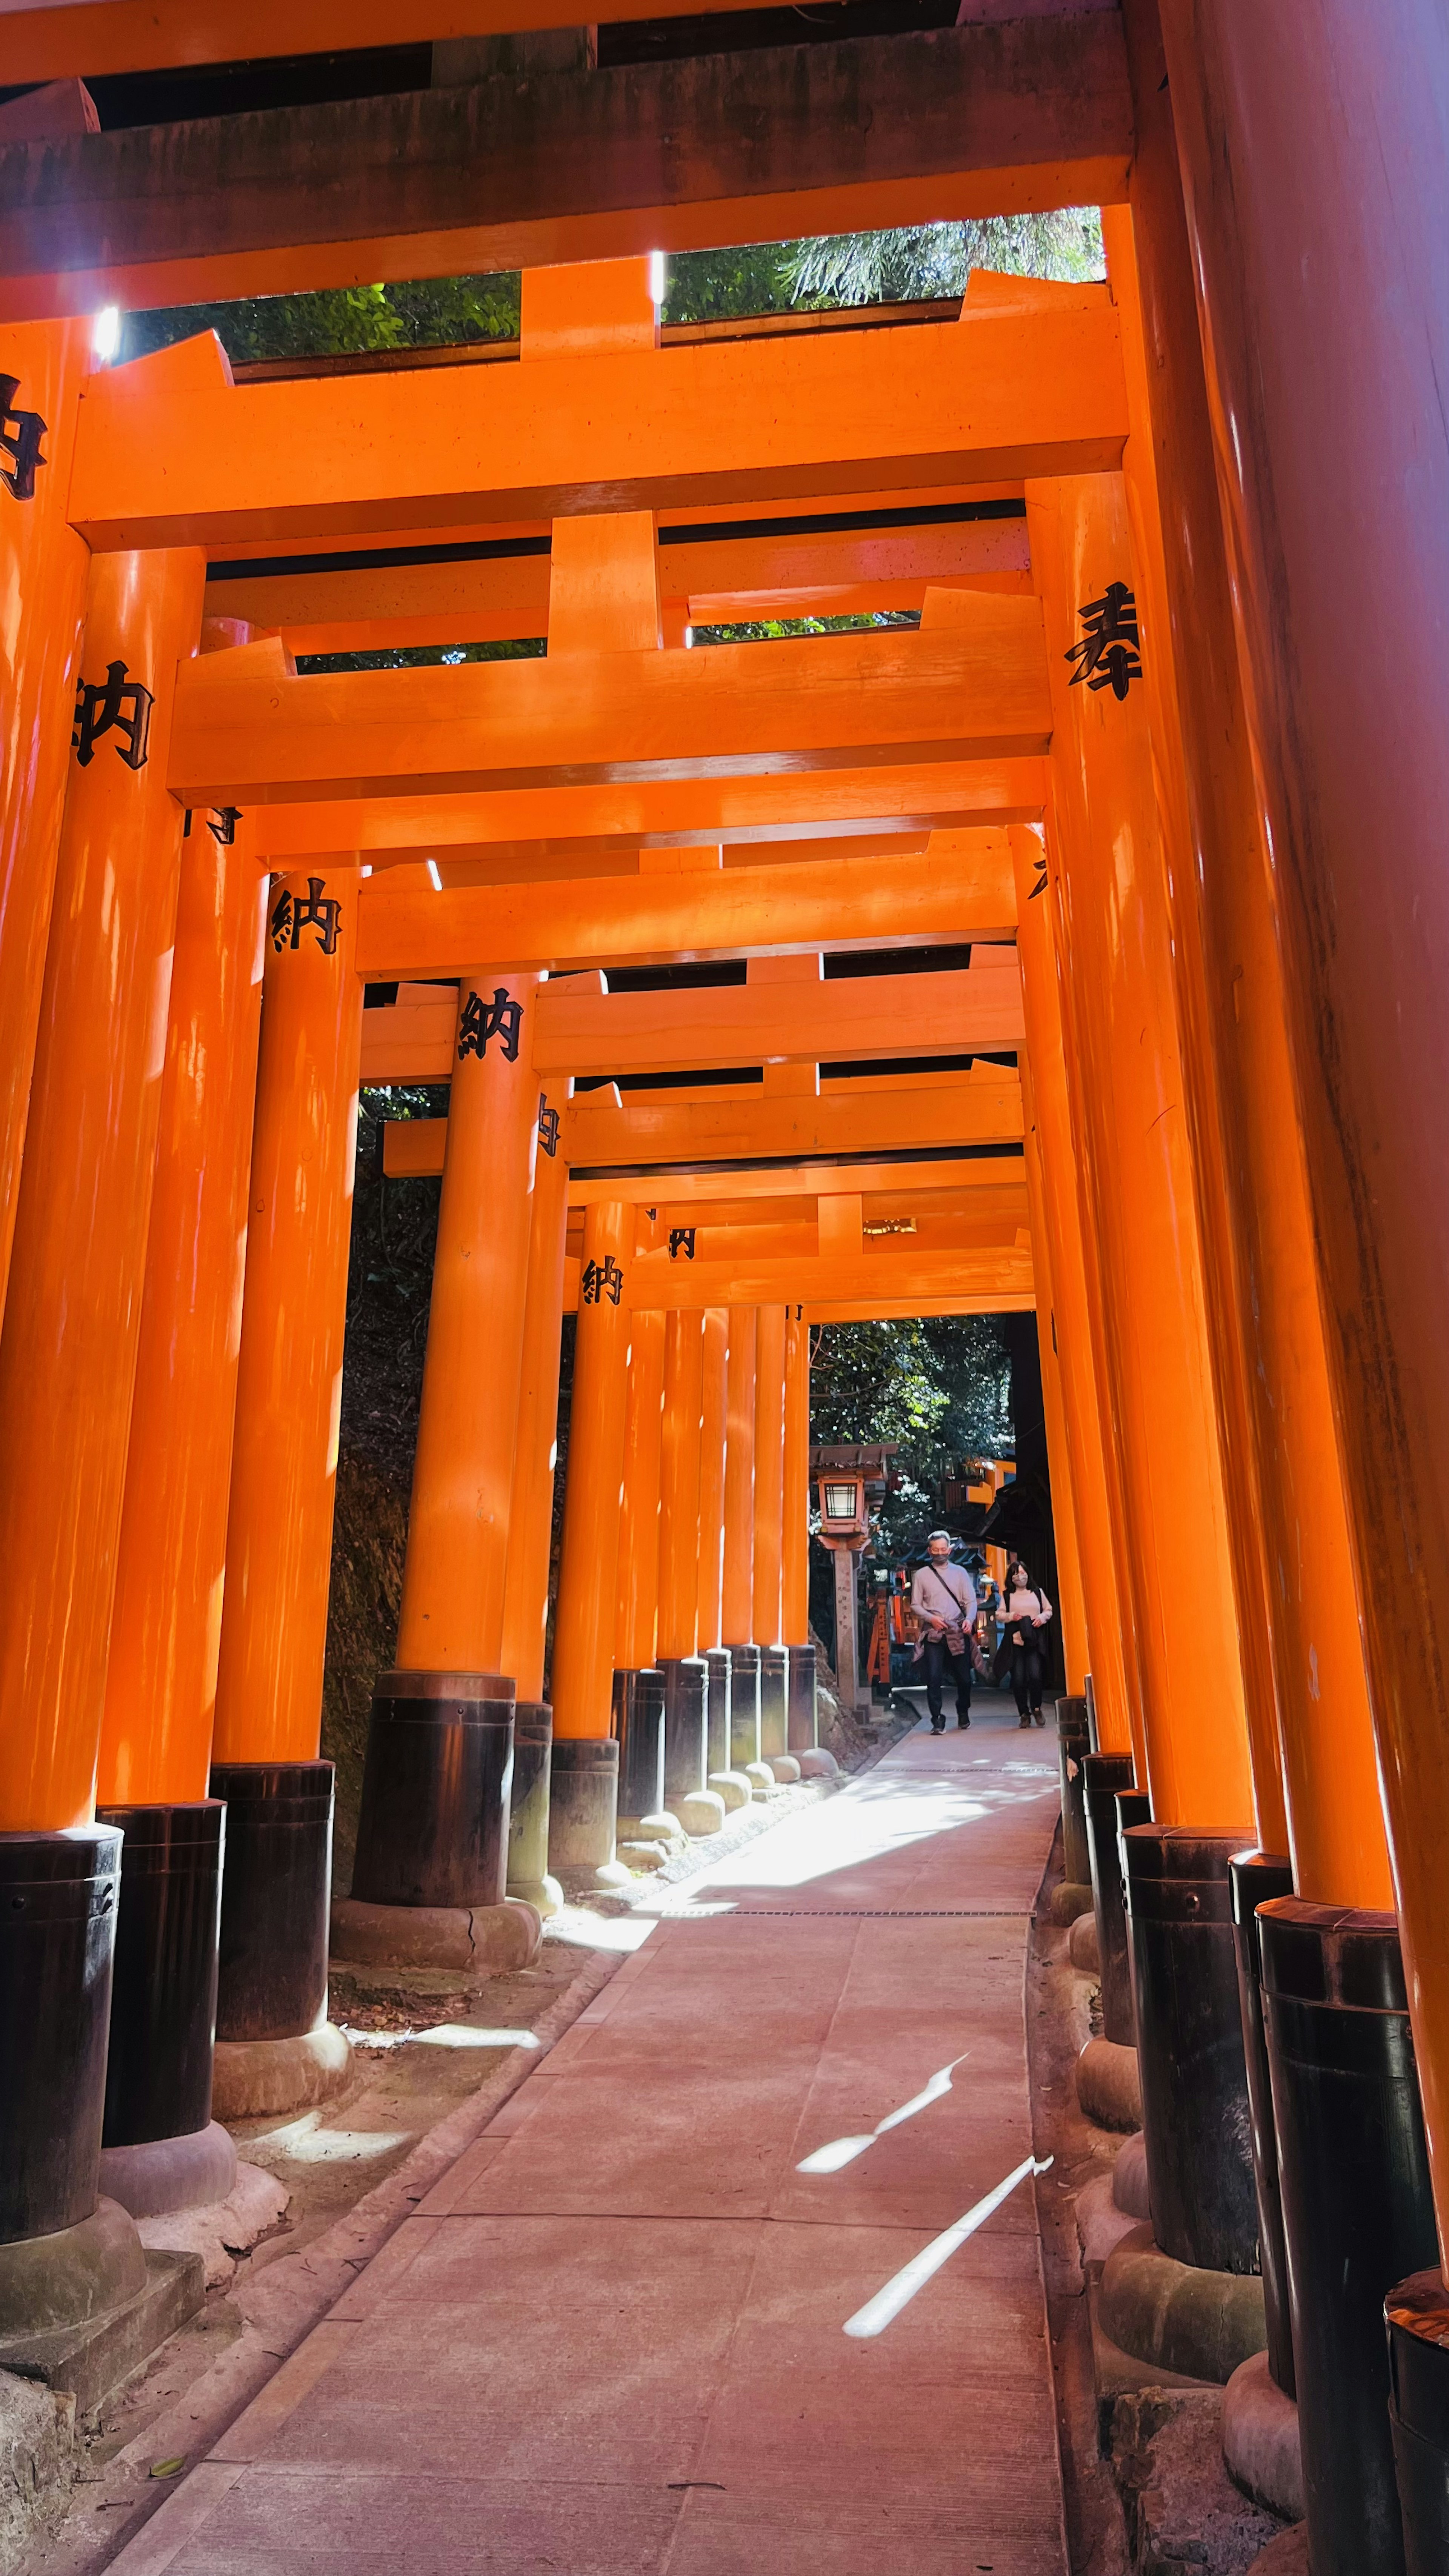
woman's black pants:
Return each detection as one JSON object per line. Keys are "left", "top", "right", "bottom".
{"left": 1010, "top": 1642, "right": 1044, "bottom": 1715}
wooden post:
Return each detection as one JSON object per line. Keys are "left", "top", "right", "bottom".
{"left": 615, "top": 1308, "right": 666, "bottom": 1674}
{"left": 0, "top": 317, "right": 92, "bottom": 1316}
{"left": 1024, "top": 484, "right": 1254, "bottom": 1830}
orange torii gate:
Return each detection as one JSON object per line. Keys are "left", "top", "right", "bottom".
{"left": 1, "top": 185, "right": 1444, "bottom": 2556}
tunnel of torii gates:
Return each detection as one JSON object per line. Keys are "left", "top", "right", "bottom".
{"left": 2, "top": 54, "right": 1449, "bottom": 2547}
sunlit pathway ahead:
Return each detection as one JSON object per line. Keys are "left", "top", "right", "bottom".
{"left": 118, "top": 1705, "right": 1066, "bottom": 2576}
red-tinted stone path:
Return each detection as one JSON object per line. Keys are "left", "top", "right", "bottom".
{"left": 111, "top": 1703, "right": 1067, "bottom": 2576}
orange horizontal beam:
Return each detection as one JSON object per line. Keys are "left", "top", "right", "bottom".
{"left": 0, "top": 2, "right": 812, "bottom": 82}
{"left": 169, "top": 610, "right": 1050, "bottom": 810}
{"left": 206, "top": 518, "right": 1029, "bottom": 641}
{"left": 561, "top": 1068, "right": 1023, "bottom": 1169}
{"left": 615, "top": 1244, "right": 1034, "bottom": 1311}
{"left": 251, "top": 758, "right": 1047, "bottom": 857}
{"left": 804, "top": 1293, "right": 1034, "bottom": 1322}
{"left": 355, "top": 837, "right": 1016, "bottom": 980}
{"left": 70, "top": 298, "right": 1125, "bottom": 551}
{"left": 358, "top": 957, "right": 1022, "bottom": 1084}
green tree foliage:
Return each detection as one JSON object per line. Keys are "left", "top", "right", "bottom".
{"left": 782, "top": 209, "right": 1106, "bottom": 306}
{"left": 810, "top": 1315, "right": 1015, "bottom": 1552}
{"left": 121, "top": 272, "right": 520, "bottom": 366}
{"left": 118, "top": 209, "right": 1104, "bottom": 367}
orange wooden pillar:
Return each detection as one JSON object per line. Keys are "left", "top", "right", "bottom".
{"left": 612, "top": 1305, "right": 666, "bottom": 1827}
{"left": 697, "top": 1306, "right": 735, "bottom": 1781}
{"left": 657, "top": 1308, "right": 708, "bottom": 1807}
{"left": 210, "top": 856, "right": 361, "bottom": 2093}
{"left": 614, "top": 1307, "right": 666, "bottom": 1678}
{"left": 499, "top": 1082, "right": 571, "bottom": 1912}
{"left": 698, "top": 1308, "right": 729, "bottom": 1656}
{"left": 722, "top": 1304, "right": 761, "bottom": 1769}
{"left": 92, "top": 789, "right": 267, "bottom": 2210}
{"left": 1103, "top": 200, "right": 1386, "bottom": 1904}
{"left": 754, "top": 1303, "right": 789, "bottom": 1758}
{"left": 0, "top": 543, "right": 203, "bottom": 2261}
{"left": 1018, "top": 1052, "right": 1089, "bottom": 1695}
{"left": 1026, "top": 486, "right": 1255, "bottom": 1835}
{"left": 1141, "top": 22, "right": 1449, "bottom": 2542}
{"left": 783, "top": 1307, "right": 819, "bottom": 1753}
{"left": 0, "top": 318, "right": 92, "bottom": 1320}
{"left": 1011, "top": 825, "right": 1138, "bottom": 1760}
{"left": 342, "top": 967, "right": 545, "bottom": 1948}
{"left": 549, "top": 1198, "right": 633, "bottom": 1879}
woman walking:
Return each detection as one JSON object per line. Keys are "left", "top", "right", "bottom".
{"left": 1003, "top": 1558, "right": 1053, "bottom": 1727}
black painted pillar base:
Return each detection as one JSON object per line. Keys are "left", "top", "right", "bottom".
{"left": 351, "top": 1669, "right": 514, "bottom": 1910}
{"left": 612, "top": 1667, "right": 666, "bottom": 1822}
{"left": 759, "top": 1644, "right": 789, "bottom": 1761}
{"left": 1123, "top": 1824, "right": 1259, "bottom": 2275}
{"left": 1057, "top": 1696, "right": 1092, "bottom": 1890}
{"left": 0, "top": 1826, "right": 123, "bottom": 2247}
{"left": 1083, "top": 1752, "right": 1140, "bottom": 2047}
{"left": 548, "top": 1737, "right": 625, "bottom": 1884}
{"left": 786, "top": 1644, "right": 818, "bottom": 1753}
{"left": 1261, "top": 1899, "right": 1437, "bottom": 2576}
{"left": 1229, "top": 1848, "right": 1297, "bottom": 2393}
{"left": 659, "top": 1656, "right": 709, "bottom": 1806}
{"left": 1387, "top": 2268, "right": 1449, "bottom": 2574}
{"left": 506, "top": 1702, "right": 562, "bottom": 1916}
{"left": 209, "top": 1761, "right": 334, "bottom": 2043}
{"left": 704, "top": 1649, "right": 733, "bottom": 1776}
{"left": 1084, "top": 1672, "right": 1099, "bottom": 1751}
{"left": 724, "top": 1643, "right": 761, "bottom": 1771}
{"left": 93, "top": 1799, "right": 231, "bottom": 2219}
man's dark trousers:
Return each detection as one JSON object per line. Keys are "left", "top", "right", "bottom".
{"left": 923, "top": 1635, "right": 972, "bottom": 1729}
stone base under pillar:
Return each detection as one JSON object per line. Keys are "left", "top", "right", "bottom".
{"left": 1100, "top": 2222, "right": 1267, "bottom": 2386}
{"left": 1077, "top": 2036, "right": 1143, "bottom": 2132}
{"left": 506, "top": 1873, "right": 565, "bottom": 1919}
{"left": 97, "top": 2120, "right": 237, "bottom": 2219}
{"left": 795, "top": 1748, "right": 839, "bottom": 1782}
{"left": 0, "top": 2199, "right": 203, "bottom": 2415}
{"left": 1051, "top": 1879, "right": 1095, "bottom": 1928}
{"left": 330, "top": 1896, "right": 542, "bottom": 1975}
{"left": 1068, "top": 1907, "right": 1100, "bottom": 1970}
{"left": 211, "top": 2023, "right": 352, "bottom": 2121}
{"left": 1223, "top": 2350, "right": 1305, "bottom": 2522}
{"left": 1112, "top": 2130, "right": 1152, "bottom": 2219}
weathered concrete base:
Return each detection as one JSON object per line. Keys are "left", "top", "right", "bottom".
{"left": 617, "top": 1840, "right": 670, "bottom": 1874}
{"left": 506, "top": 1873, "right": 565, "bottom": 1919}
{"left": 1113, "top": 2129, "right": 1152, "bottom": 2219}
{"left": 1110, "top": 2388, "right": 1287, "bottom": 2575}
{"left": 97, "top": 2119, "right": 237, "bottom": 2221}
{"left": 743, "top": 1762, "right": 776, "bottom": 1798}
{"left": 767, "top": 1754, "right": 802, "bottom": 1784}
{"left": 137, "top": 2162, "right": 290, "bottom": 2293}
{"left": 0, "top": 2368, "right": 75, "bottom": 2568}
{"left": 0, "top": 2227, "right": 203, "bottom": 2418}
{"left": 707, "top": 1769, "right": 753, "bottom": 1812}
{"left": 1050, "top": 1878, "right": 1095, "bottom": 1927}
{"left": 0, "top": 2200, "right": 143, "bottom": 2338}
{"left": 796, "top": 1748, "right": 839, "bottom": 1781}
{"left": 1076, "top": 2170, "right": 1142, "bottom": 2271}
{"left": 1222, "top": 2351, "right": 1304, "bottom": 2523}
{"left": 620, "top": 1811, "right": 685, "bottom": 1851}
{"left": 1069, "top": 1907, "right": 1101, "bottom": 1972}
{"left": 557, "top": 1858, "right": 634, "bottom": 1893}
{"left": 1101, "top": 2223, "right": 1267, "bottom": 2387}
{"left": 1077, "top": 2034, "right": 1143, "bottom": 2131}
{"left": 679, "top": 1789, "right": 728, "bottom": 1838}
{"left": 1246, "top": 2524, "right": 1308, "bottom": 2575}
{"left": 212, "top": 2022, "right": 352, "bottom": 2121}
{"left": 330, "top": 1896, "right": 542, "bottom": 1975}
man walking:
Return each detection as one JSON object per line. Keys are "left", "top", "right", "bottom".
{"left": 911, "top": 1533, "right": 979, "bottom": 1733}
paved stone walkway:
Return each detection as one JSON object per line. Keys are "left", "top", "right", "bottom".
{"left": 114, "top": 1702, "right": 1067, "bottom": 2576}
